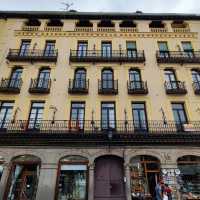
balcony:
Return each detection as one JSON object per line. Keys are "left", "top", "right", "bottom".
{"left": 29, "top": 78, "right": 51, "bottom": 94}
{"left": 44, "top": 26, "right": 62, "bottom": 32}
{"left": 156, "top": 51, "right": 200, "bottom": 64}
{"left": 150, "top": 28, "right": 168, "bottom": 32}
{"left": 192, "top": 82, "right": 200, "bottom": 95}
{"left": 172, "top": 28, "right": 190, "bottom": 33}
{"left": 98, "top": 80, "right": 118, "bottom": 95}
{"left": 68, "top": 79, "right": 89, "bottom": 94}
{"left": 164, "top": 81, "right": 187, "bottom": 95}
{"left": 22, "top": 26, "right": 39, "bottom": 31}
{"left": 70, "top": 50, "right": 145, "bottom": 63}
{"left": 0, "top": 78, "right": 22, "bottom": 94}
{"left": 127, "top": 81, "right": 148, "bottom": 95}
{"left": 7, "top": 49, "right": 58, "bottom": 62}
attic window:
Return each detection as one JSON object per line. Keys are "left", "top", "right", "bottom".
{"left": 25, "top": 18, "right": 41, "bottom": 26}
{"left": 172, "top": 20, "right": 188, "bottom": 28}
{"left": 98, "top": 20, "right": 115, "bottom": 27}
{"left": 76, "top": 20, "right": 93, "bottom": 27}
{"left": 149, "top": 21, "right": 165, "bottom": 28}
{"left": 120, "top": 20, "right": 136, "bottom": 28}
{"left": 47, "top": 19, "right": 63, "bottom": 27}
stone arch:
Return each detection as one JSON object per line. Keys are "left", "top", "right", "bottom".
{"left": 175, "top": 151, "right": 200, "bottom": 162}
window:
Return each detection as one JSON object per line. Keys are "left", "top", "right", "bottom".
{"left": 74, "top": 69, "right": 86, "bottom": 89}
{"left": 19, "top": 40, "right": 31, "bottom": 56}
{"left": 0, "top": 164, "right": 3, "bottom": 181}
{"left": 102, "top": 69, "right": 113, "bottom": 89}
{"left": 70, "top": 102, "right": 85, "bottom": 129}
{"left": 172, "top": 103, "right": 187, "bottom": 129}
{"left": 77, "top": 41, "right": 88, "bottom": 57}
{"left": 126, "top": 41, "right": 137, "bottom": 57}
{"left": 0, "top": 102, "right": 14, "bottom": 129}
{"left": 9, "top": 68, "right": 23, "bottom": 88}
{"left": 158, "top": 42, "right": 169, "bottom": 57}
{"left": 28, "top": 102, "right": 45, "bottom": 129}
{"left": 101, "top": 42, "right": 112, "bottom": 57}
{"left": 129, "top": 69, "right": 142, "bottom": 89}
{"left": 56, "top": 156, "right": 88, "bottom": 200}
{"left": 132, "top": 103, "right": 148, "bottom": 131}
{"left": 101, "top": 102, "right": 116, "bottom": 130}
{"left": 37, "top": 69, "right": 50, "bottom": 89}
{"left": 44, "top": 41, "right": 55, "bottom": 56}
{"left": 192, "top": 70, "right": 200, "bottom": 90}
{"left": 182, "top": 42, "right": 194, "bottom": 57}
{"left": 164, "top": 69, "right": 177, "bottom": 89}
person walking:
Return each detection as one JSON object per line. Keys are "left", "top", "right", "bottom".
{"left": 164, "top": 184, "right": 172, "bottom": 200}
{"left": 155, "top": 180, "right": 164, "bottom": 200}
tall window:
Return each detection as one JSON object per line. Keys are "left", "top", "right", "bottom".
{"left": 126, "top": 41, "right": 137, "bottom": 57}
{"left": 164, "top": 69, "right": 177, "bottom": 89}
{"left": 102, "top": 69, "right": 113, "bottom": 89}
{"left": 56, "top": 156, "right": 88, "bottom": 200}
{"left": 9, "top": 68, "right": 23, "bottom": 88}
{"left": 44, "top": 41, "right": 55, "bottom": 56}
{"left": 158, "top": 41, "right": 169, "bottom": 57}
{"left": 182, "top": 41, "right": 194, "bottom": 57}
{"left": 192, "top": 70, "right": 200, "bottom": 90}
{"left": 77, "top": 41, "right": 88, "bottom": 57}
{"left": 101, "top": 42, "right": 112, "bottom": 57}
{"left": 28, "top": 102, "right": 45, "bottom": 129}
{"left": 172, "top": 103, "right": 187, "bottom": 129}
{"left": 0, "top": 102, "right": 14, "bottom": 129}
{"left": 132, "top": 103, "right": 148, "bottom": 131}
{"left": 101, "top": 102, "right": 116, "bottom": 130}
{"left": 70, "top": 102, "right": 85, "bottom": 129}
{"left": 19, "top": 40, "right": 31, "bottom": 56}
{"left": 74, "top": 69, "right": 86, "bottom": 89}
{"left": 37, "top": 68, "right": 50, "bottom": 89}
{"left": 129, "top": 69, "right": 142, "bottom": 89}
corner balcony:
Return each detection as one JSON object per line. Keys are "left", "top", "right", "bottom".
{"left": 156, "top": 51, "right": 200, "bottom": 64}
{"left": 164, "top": 81, "right": 187, "bottom": 95}
{"left": 192, "top": 82, "right": 200, "bottom": 95}
{"left": 68, "top": 79, "right": 89, "bottom": 94}
{"left": 70, "top": 50, "right": 145, "bottom": 63}
{"left": 127, "top": 81, "right": 148, "bottom": 95}
{"left": 98, "top": 80, "right": 118, "bottom": 95}
{"left": 29, "top": 78, "right": 51, "bottom": 94}
{"left": 7, "top": 49, "right": 58, "bottom": 63}
{"left": 0, "top": 78, "right": 22, "bottom": 94}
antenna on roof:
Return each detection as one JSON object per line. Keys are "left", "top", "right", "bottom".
{"left": 60, "top": 2, "right": 74, "bottom": 11}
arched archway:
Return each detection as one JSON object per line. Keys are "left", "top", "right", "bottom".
{"left": 94, "top": 155, "right": 125, "bottom": 200}
{"left": 4, "top": 154, "right": 41, "bottom": 200}
{"left": 177, "top": 155, "right": 200, "bottom": 197}
{"left": 0, "top": 156, "right": 4, "bottom": 181}
{"left": 130, "top": 155, "right": 161, "bottom": 199}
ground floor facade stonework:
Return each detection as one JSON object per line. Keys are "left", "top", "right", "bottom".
{"left": 0, "top": 146, "right": 199, "bottom": 200}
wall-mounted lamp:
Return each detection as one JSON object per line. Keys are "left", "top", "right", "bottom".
{"left": 49, "top": 105, "right": 57, "bottom": 124}
{"left": 160, "top": 107, "right": 167, "bottom": 124}
{"left": 12, "top": 107, "right": 21, "bottom": 123}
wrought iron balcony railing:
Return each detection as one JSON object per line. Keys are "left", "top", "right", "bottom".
{"left": 0, "top": 78, "right": 22, "bottom": 93}
{"left": 29, "top": 78, "right": 51, "bottom": 94}
{"left": 127, "top": 81, "right": 148, "bottom": 95}
{"left": 156, "top": 51, "right": 200, "bottom": 64}
{"left": 0, "top": 120, "right": 200, "bottom": 134}
{"left": 68, "top": 79, "right": 89, "bottom": 94}
{"left": 164, "top": 81, "right": 187, "bottom": 95}
{"left": 7, "top": 49, "right": 58, "bottom": 62}
{"left": 192, "top": 82, "right": 200, "bottom": 95}
{"left": 98, "top": 80, "right": 118, "bottom": 95}
{"left": 70, "top": 50, "right": 145, "bottom": 63}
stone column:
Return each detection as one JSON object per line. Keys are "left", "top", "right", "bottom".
{"left": 88, "top": 163, "right": 95, "bottom": 200}
{"left": 0, "top": 163, "right": 10, "bottom": 200}
{"left": 91, "top": 20, "right": 100, "bottom": 32}
{"left": 36, "top": 163, "right": 58, "bottom": 200}
{"left": 161, "top": 163, "right": 181, "bottom": 200}
{"left": 124, "top": 163, "right": 132, "bottom": 200}
{"left": 113, "top": 20, "right": 122, "bottom": 32}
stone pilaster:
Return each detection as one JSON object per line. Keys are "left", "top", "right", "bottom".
{"left": 0, "top": 163, "right": 9, "bottom": 200}
{"left": 124, "top": 163, "right": 132, "bottom": 200}
{"left": 88, "top": 163, "right": 95, "bottom": 200}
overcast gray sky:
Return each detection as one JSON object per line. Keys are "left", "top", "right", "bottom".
{"left": 0, "top": 0, "right": 200, "bottom": 13}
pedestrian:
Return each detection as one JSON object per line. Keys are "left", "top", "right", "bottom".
{"left": 164, "top": 184, "right": 172, "bottom": 200}
{"left": 155, "top": 180, "right": 164, "bottom": 200}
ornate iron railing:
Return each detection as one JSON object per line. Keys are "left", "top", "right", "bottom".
{"left": 0, "top": 78, "right": 22, "bottom": 93}
{"left": 68, "top": 79, "right": 89, "bottom": 94}
{"left": 127, "top": 81, "right": 148, "bottom": 94}
{"left": 164, "top": 81, "right": 187, "bottom": 94}
{"left": 192, "top": 81, "right": 200, "bottom": 95}
{"left": 29, "top": 78, "right": 51, "bottom": 94}
{"left": 98, "top": 80, "right": 118, "bottom": 95}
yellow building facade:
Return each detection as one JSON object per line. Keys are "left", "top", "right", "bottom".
{"left": 0, "top": 11, "right": 199, "bottom": 200}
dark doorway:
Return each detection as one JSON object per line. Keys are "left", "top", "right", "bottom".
{"left": 94, "top": 155, "right": 125, "bottom": 200}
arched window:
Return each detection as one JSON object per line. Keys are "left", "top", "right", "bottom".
{"left": 149, "top": 21, "right": 165, "bottom": 28}
{"left": 74, "top": 68, "right": 86, "bottom": 89}
{"left": 24, "top": 19, "right": 41, "bottom": 26}
{"left": 37, "top": 68, "right": 50, "bottom": 88}
{"left": 98, "top": 20, "right": 114, "bottom": 27}
{"left": 102, "top": 68, "right": 114, "bottom": 89}
{"left": 56, "top": 155, "right": 89, "bottom": 200}
{"left": 130, "top": 155, "right": 161, "bottom": 198}
{"left": 177, "top": 155, "right": 200, "bottom": 196}
{"left": 9, "top": 67, "right": 23, "bottom": 88}
{"left": 76, "top": 20, "right": 93, "bottom": 27}
{"left": 129, "top": 69, "right": 142, "bottom": 89}
{"left": 5, "top": 155, "right": 41, "bottom": 200}
{"left": 120, "top": 20, "right": 136, "bottom": 28}
{"left": 46, "top": 19, "right": 63, "bottom": 27}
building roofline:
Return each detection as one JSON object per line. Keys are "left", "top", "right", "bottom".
{"left": 0, "top": 10, "right": 200, "bottom": 20}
